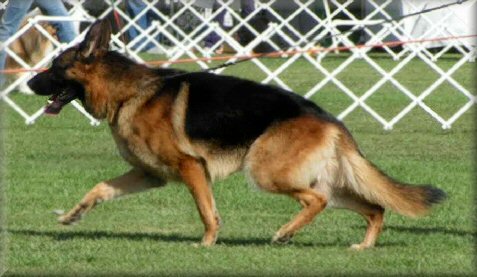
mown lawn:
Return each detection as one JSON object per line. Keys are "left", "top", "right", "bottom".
{"left": 1, "top": 54, "right": 475, "bottom": 276}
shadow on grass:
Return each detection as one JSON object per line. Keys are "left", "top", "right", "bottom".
{"left": 7, "top": 228, "right": 406, "bottom": 248}
{"left": 349, "top": 224, "right": 475, "bottom": 238}
{"left": 6, "top": 228, "right": 278, "bottom": 246}
{"left": 384, "top": 225, "right": 476, "bottom": 237}
{"left": 8, "top": 228, "right": 198, "bottom": 243}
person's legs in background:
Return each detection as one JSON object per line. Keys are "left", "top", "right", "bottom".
{"left": 204, "top": 1, "right": 226, "bottom": 53}
{"left": 0, "top": 0, "right": 33, "bottom": 87}
{"left": 126, "top": 0, "right": 159, "bottom": 52}
{"left": 240, "top": 0, "right": 255, "bottom": 18}
{"left": 1, "top": 0, "right": 76, "bottom": 88}
{"left": 35, "top": 0, "right": 77, "bottom": 43}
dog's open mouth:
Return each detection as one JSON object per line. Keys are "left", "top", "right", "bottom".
{"left": 45, "top": 88, "right": 78, "bottom": 115}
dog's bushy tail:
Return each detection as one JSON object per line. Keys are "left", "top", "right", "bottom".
{"left": 339, "top": 133, "right": 446, "bottom": 217}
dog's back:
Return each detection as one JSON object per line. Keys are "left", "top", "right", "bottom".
{"left": 163, "top": 72, "right": 338, "bottom": 147}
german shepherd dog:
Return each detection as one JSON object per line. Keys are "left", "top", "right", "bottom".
{"left": 27, "top": 20, "right": 446, "bottom": 249}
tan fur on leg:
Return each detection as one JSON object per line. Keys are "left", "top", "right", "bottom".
{"left": 58, "top": 169, "right": 164, "bottom": 224}
{"left": 179, "top": 157, "right": 219, "bottom": 246}
{"left": 350, "top": 209, "right": 384, "bottom": 250}
{"left": 272, "top": 189, "right": 327, "bottom": 244}
{"left": 330, "top": 192, "right": 385, "bottom": 250}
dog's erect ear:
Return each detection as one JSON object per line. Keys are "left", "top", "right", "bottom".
{"left": 78, "top": 19, "right": 112, "bottom": 60}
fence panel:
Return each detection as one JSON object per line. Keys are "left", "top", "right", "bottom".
{"left": 1, "top": 0, "right": 475, "bottom": 128}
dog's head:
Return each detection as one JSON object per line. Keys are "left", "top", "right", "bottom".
{"left": 27, "top": 20, "right": 112, "bottom": 115}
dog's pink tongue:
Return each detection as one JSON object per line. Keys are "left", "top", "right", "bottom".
{"left": 44, "top": 100, "right": 63, "bottom": 115}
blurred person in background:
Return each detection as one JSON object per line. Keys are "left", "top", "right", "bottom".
{"left": 126, "top": 0, "right": 164, "bottom": 53}
{"left": 0, "top": 0, "right": 77, "bottom": 88}
{"left": 204, "top": 0, "right": 255, "bottom": 54}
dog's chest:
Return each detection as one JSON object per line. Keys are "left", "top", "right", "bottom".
{"left": 111, "top": 128, "right": 179, "bottom": 180}
{"left": 109, "top": 97, "right": 181, "bottom": 180}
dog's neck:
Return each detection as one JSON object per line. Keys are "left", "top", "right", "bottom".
{"left": 80, "top": 60, "right": 163, "bottom": 122}
{"left": 106, "top": 77, "right": 161, "bottom": 126}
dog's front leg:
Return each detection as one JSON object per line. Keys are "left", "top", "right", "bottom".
{"left": 179, "top": 157, "right": 219, "bottom": 246}
{"left": 58, "top": 168, "right": 165, "bottom": 225}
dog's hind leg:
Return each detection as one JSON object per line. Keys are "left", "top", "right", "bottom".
{"left": 272, "top": 189, "right": 327, "bottom": 243}
{"left": 58, "top": 168, "right": 165, "bottom": 225}
{"left": 245, "top": 116, "right": 336, "bottom": 244}
{"left": 332, "top": 193, "right": 384, "bottom": 250}
{"left": 349, "top": 203, "right": 384, "bottom": 250}
{"left": 351, "top": 207, "right": 384, "bottom": 250}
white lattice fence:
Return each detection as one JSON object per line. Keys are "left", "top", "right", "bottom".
{"left": 0, "top": 0, "right": 99, "bottom": 125}
{"left": 0, "top": 0, "right": 475, "bottom": 128}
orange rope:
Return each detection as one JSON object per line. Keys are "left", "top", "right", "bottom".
{"left": 147, "top": 34, "right": 477, "bottom": 65}
{"left": 1, "top": 34, "right": 475, "bottom": 74}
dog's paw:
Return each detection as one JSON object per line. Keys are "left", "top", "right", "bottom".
{"left": 57, "top": 215, "right": 72, "bottom": 225}
{"left": 271, "top": 232, "right": 293, "bottom": 245}
{"left": 349, "top": 243, "right": 372, "bottom": 251}
{"left": 52, "top": 209, "right": 65, "bottom": 216}
{"left": 200, "top": 236, "right": 217, "bottom": 247}
{"left": 190, "top": 241, "right": 216, "bottom": 248}
{"left": 53, "top": 210, "right": 76, "bottom": 225}
{"left": 57, "top": 213, "right": 80, "bottom": 225}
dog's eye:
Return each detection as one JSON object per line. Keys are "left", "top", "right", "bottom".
{"left": 52, "top": 63, "right": 71, "bottom": 73}
{"left": 52, "top": 59, "right": 70, "bottom": 70}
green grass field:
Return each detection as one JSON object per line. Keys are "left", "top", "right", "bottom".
{"left": 1, "top": 55, "right": 475, "bottom": 276}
